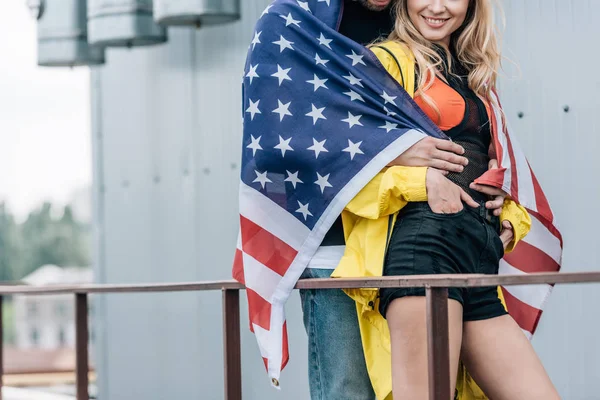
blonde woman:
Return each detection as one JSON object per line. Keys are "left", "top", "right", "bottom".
{"left": 369, "top": 1, "right": 560, "bottom": 398}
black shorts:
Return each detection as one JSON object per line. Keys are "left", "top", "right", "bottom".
{"left": 379, "top": 201, "right": 508, "bottom": 322}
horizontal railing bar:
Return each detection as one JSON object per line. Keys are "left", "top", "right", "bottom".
{"left": 295, "top": 271, "right": 600, "bottom": 289}
{"left": 0, "top": 280, "right": 245, "bottom": 295}
{"left": 1, "top": 272, "right": 600, "bottom": 295}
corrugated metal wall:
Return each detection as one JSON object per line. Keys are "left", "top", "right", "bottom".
{"left": 90, "top": 1, "right": 311, "bottom": 399}
{"left": 91, "top": 1, "right": 600, "bottom": 399}
{"left": 498, "top": 1, "right": 600, "bottom": 398}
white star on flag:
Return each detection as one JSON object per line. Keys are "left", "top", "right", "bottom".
{"left": 307, "top": 138, "right": 329, "bottom": 158}
{"left": 251, "top": 31, "right": 261, "bottom": 50}
{"left": 381, "top": 91, "right": 397, "bottom": 105}
{"left": 342, "top": 139, "right": 364, "bottom": 160}
{"left": 317, "top": 33, "right": 332, "bottom": 49}
{"left": 343, "top": 73, "right": 364, "bottom": 87}
{"left": 285, "top": 170, "right": 303, "bottom": 188}
{"left": 384, "top": 105, "right": 397, "bottom": 117}
{"left": 245, "top": 64, "right": 259, "bottom": 84}
{"left": 379, "top": 121, "right": 398, "bottom": 133}
{"left": 343, "top": 90, "right": 364, "bottom": 102}
{"left": 346, "top": 50, "right": 366, "bottom": 66}
{"left": 306, "top": 104, "right": 327, "bottom": 125}
{"left": 272, "top": 100, "right": 293, "bottom": 121}
{"left": 272, "top": 65, "right": 292, "bottom": 86}
{"left": 274, "top": 136, "right": 294, "bottom": 157}
{"left": 314, "top": 172, "right": 333, "bottom": 193}
{"left": 246, "top": 99, "right": 261, "bottom": 120}
{"left": 315, "top": 53, "right": 329, "bottom": 67}
{"left": 342, "top": 112, "right": 363, "bottom": 128}
{"left": 261, "top": 5, "right": 272, "bottom": 17}
{"left": 246, "top": 135, "right": 263, "bottom": 156}
{"left": 253, "top": 170, "right": 272, "bottom": 189}
{"left": 318, "top": 0, "right": 331, "bottom": 5}
{"left": 280, "top": 13, "right": 301, "bottom": 27}
{"left": 273, "top": 35, "right": 294, "bottom": 53}
{"left": 307, "top": 74, "right": 328, "bottom": 91}
{"left": 297, "top": 1, "right": 311, "bottom": 12}
{"left": 295, "top": 201, "right": 313, "bottom": 220}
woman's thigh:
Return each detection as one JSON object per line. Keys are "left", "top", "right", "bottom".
{"left": 461, "top": 315, "right": 560, "bottom": 400}
{"left": 386, "top": 296, "right": 463, "bottom": 399}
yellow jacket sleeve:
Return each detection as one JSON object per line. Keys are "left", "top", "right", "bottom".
{"left": 336, "top": 166, "right": 427, "bottom": 284}
{"left": 500, "top": 199, "right": 532, "bottom": 253}
{"left": 345, "top": 166, "right": 428, "bottom": 219}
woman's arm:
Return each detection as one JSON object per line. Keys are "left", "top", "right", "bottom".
{"left": 345, "top": 166, "right": 480, "bottom": 219}
{"left": 470, "top": 159, "right": 531, "bottom": 252}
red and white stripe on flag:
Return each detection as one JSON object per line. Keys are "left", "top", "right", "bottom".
{"left": 232, "top": 182, "right": 310, "bottom": 385}
{"left": 475, "top": 91, "right": 563, "bottom": 336}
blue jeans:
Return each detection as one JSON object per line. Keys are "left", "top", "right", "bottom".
{"left": 300, "top": 268, "right": 376, "bottom": 400}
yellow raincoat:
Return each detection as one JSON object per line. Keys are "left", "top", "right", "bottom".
{"left": 331, "top": 41, "right": 532, "bottom": 400}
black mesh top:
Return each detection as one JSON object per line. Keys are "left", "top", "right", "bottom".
{"left": 439, "top": 50, "right": 492, "bottom": 203}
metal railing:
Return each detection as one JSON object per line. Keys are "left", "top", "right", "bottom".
{"left": 1, "top": 271, "right": 600, "bottom": 400}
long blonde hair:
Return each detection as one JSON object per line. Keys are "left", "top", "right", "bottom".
{"left": 388, "top": 0, "right": 503, "bottom": 114}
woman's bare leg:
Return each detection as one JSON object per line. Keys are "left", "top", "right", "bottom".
{"left": 461, "top": 315, "right": 560, "bottom": 400}
{"left": 386, "top": 297, "right": 464, "bottom": 399}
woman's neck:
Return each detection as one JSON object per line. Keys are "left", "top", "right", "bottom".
{"left": 434, "top": 37, "right": 451, "bottom": 48}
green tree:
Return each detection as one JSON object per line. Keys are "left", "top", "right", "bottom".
{"left": 0, "top": 202, "right": 24, "bottom": 281}
{"left": 57, "top": 205, "right": 91, "bottom": 267}
{"left": 7, "top": 202, "right": 92, "bottom": 281}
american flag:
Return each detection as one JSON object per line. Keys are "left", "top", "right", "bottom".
{"left": 479, "top": 90, "right": 563, "bottom": 338}
{"left": 232, "top": 0, "right": 563, "bottom": 387}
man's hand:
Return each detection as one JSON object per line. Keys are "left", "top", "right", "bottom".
{"left": 388, "top": 137, "right": 468, "bottom": 173}
{"left": 469, "top": 159, "right": 507, "bottom": 216}
{"left": 426, "top": 168, "right": 479, "bottom": 214}
{"left": 499, "top": 220, "right": 514, "bottom": 250}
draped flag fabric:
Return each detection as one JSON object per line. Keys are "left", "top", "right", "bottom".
{"left": 232, "top": 0, "right": 563, "bottom": 387}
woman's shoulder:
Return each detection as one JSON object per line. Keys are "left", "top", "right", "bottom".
{"left": 369, "top": 40, "right": 414, "bottom": 61}
{"left": 369, "top": 40, "right": 415, "bottom": 93}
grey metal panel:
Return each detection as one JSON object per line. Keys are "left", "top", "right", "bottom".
{"left": 91, "top": 0, "right": 600, "bottom": 399}
{"left": 93, "top": 28, "right": 219, "bottom": 399}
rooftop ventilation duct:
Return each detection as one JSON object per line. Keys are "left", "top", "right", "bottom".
{"left": 29, "top": 0, "right": 105, "bottom": 67}
{"left": 87, "top": 0, "right": 167, "bottom": 47}
{"left": 153, "top": 0, "right": 240, "bottom": 28}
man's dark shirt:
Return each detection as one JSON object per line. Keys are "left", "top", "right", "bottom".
{"left": 321, "top": 0, "right": 395, "bottom": 246}
{"left": 338, "top": 0, "right": 395, "bottom": 45}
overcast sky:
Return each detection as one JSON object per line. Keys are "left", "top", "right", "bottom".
{"left": 0, "top": 1, "right": 92, "bottom": 219}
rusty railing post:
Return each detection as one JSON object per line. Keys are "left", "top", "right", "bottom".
{"left": 426, "top": 287, "right": 450, "bottom": 400}
{"left": 222, "top": 289, "right": 242, "bottom": 400}
{"left": 75, "top": 293, "right": 89, "bottom": 400}
{"left": 0, "top": 295, "right": 3, "bottom": 400}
